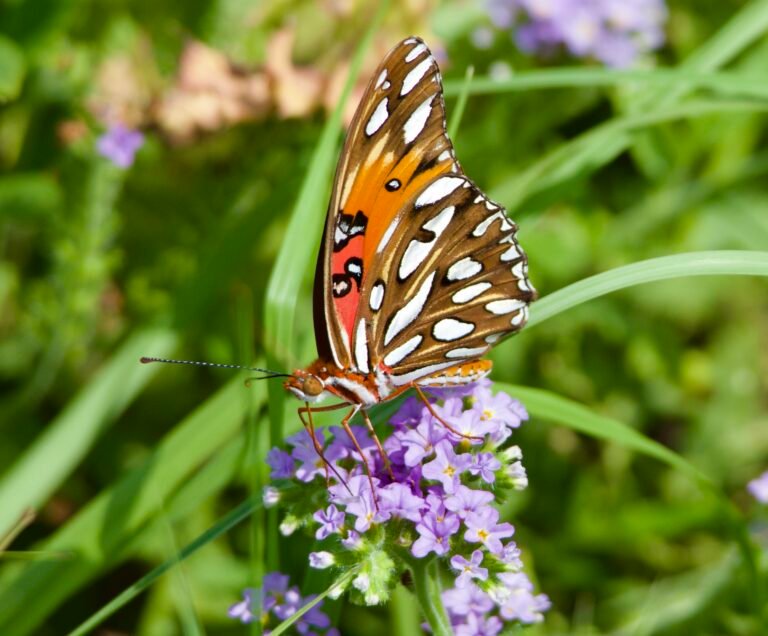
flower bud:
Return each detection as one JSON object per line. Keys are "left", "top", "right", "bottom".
{"left": 309, "top": 551, "right": 335, "bottom": 569}
{"left": 279, "top": 515, "right": 299, "bottom": 536}
{"left": 500, "top": 445, "right": 523, "bottom": 463}
{"left": 263, "top": 486, "right": 281, "bottom": 508}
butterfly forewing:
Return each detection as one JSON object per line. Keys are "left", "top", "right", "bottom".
{"left": 314, "top": 37, "right": 459, "bottom": 369}
{"left": 314, "top": 36, "right": 535, "bottom": 388}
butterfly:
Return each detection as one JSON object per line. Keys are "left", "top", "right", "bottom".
{"left": 282, "top": 37, "right": 536, "bottom": 483}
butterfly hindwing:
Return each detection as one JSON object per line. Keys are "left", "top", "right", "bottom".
{"left": 314, "top": 37, "right": 458, "bottom": 368}
{"left": 351, "top": 176, "right": 535, "bottom": 383}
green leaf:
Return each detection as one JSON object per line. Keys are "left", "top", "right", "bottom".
{"left": 0, "top": 173, "right": 63, "bottom": 221}
{"left": 444, "top": 68, "right": 768, "bottom": 101}
{"left": 0, "top": 36, "right": 25, "bottom": 103}
{"left": 499, "top": 384, "right": 711, "bottom": 484}
{"left": 526, "top": 251, "right": 768, "bottom": 329}
{"left": 0, "top": 327, "right": 178, "bottom": 538}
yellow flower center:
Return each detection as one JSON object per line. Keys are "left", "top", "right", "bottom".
{"left": 443, "top": 466, "right": 456, "bottom": 477}
{"left": 482, "top": 408, "right": 495, "bottom": 421}
{"left": 478, "top": 529, "right": 489, "bottom": 541}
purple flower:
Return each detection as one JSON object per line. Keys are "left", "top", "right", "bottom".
{"left": 422, "top": 441, "right": 472, "bottom": 493}
{"left": 500, "top": 541, "right": 523, "bottom": 569}
{"left": 378, "top": 482, "right": 424, "bottom": 522}
{"left": 749, "top": 471, "right": 768, "bottom": 503}
{"left": 472, "top": 389, "right": 528, "bottom": 443}
{"left": 313, "top": 504, "right": 346, "bottom": 539}
{"left": 464, "top": 508, "right": 515, "bottom": 554}
{"left": 329, "top": 474, "right": 381, "bottom": 533}
{"left": 267, "top": 448, "right": 295, "bottom": 479}
{"left": 469, "top": 452, "right": 502, "bottom": 483}
{"left": 96, "top": 124, "right": 144, "bottom": 168}
{"left": 497, "top": 572, "right": 551, "bottom": 623}
{"left": 390, "top": 396, "right": 428, "bottom": 429}
{"left": 487, "top": 0, "right": 667, "bottom": 67}
{"left": 228, "top": 588, "right": 256, "bottom": 623}
{"left": 445, "top": 409, "right": 495, "bottom": 445}
{"left": 395, "top": 417, "right": 447, "bottom": 467}
{"left": 455, "top": 612, "right": 504, "bottom": 636}
{"left": 412, "top": 507, "right": 461, "bottom": 557}
{"left": 450, "top": 550, "right": 489, "bottom": 588}
{"left": 444, "top": 485, "right": 495, "bottom": 519}
{"left": 443, "top": 583, "right": 494, "bottom": 617}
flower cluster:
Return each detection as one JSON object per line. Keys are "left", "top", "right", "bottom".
{"left": 229, "top": 571, "right": 337, "bottom": 635}
{"left": 96, "top": 124, "right": 144, "bottom": 168}
{"left": 263, "top": 380, "right": 550, "bottom": 629}
{"left": 748, "top": 470, "right": 768, "bottom": 504}
{"left": 486, "top": 0, "right": 667, "bottom": 67}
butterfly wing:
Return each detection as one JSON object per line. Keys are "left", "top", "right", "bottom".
{"left": 314, "top": 37, "right": 459, "bottom": 368}
{"left": 353, "top": 176, "right": 535, "bottom": 385}
{"left": 315, "top": 37, "right": 535, "bottom": 385}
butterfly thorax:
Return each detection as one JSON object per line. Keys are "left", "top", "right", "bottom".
{"left": 284, "top": 360, "right": 383, "bottom": 407}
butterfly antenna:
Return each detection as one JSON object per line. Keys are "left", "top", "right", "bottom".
{"left": 140, "top": 357, "right": 293, "bottom": 379}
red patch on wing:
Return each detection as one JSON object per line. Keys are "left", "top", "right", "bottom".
{"left": 331, "top": 237, "right": 363, "bottom": 345}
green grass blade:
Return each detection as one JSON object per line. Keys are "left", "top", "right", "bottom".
{"left": 499, "top": 384, "right": 711, "bottom": 484}
{"left": 0, "top": 35, "right": 25, "bottom": 102}
{"left": 66, "top": 497, "right": 260, "bottom": 636}
{"left": 527, "top": 251, "right": 768, "bottom": 329}
{"left": 262, "top": 0, "right": 388, "bottom": 452}
{"left": 269, "top": 571, "right": 356, "bottom": 636}
{"left": 0, "top": 326, "right": 178, "bottom": 538}
{"left": 447, "top": 64, "right": 474, "bottom": 141}
{"left": 494, "top": 100, "right": 768, "bottom": 210}
{"left": 443, "top": 68, "right": 768, "bottom": 100}
{"left": 0, "top": 378, "right": 263, "bottom": 635}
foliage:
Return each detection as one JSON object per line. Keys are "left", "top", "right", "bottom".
{"left": 1, "top": 0, "right": 767, "bottom": 634}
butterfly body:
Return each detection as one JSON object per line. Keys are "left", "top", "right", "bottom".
{"left": 285, "top": 36, "right": 535, "bottom": 440}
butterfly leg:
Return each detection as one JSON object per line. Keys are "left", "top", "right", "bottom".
{"left": 361, "top": 409, "right": 395, "bottom": 480}
{"left": 411, "top": 384, "right": 483, "bottom": 443}
{"left": 338, "top": 405, "right": 380, "bottom": 511}
{"left": 298, "top": 403, "right": 351, "bottom": 493}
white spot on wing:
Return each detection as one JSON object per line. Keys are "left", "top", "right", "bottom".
{"left": 390, "top": 361, "right": 456, "bottom": 387}
{"left": 377, "top": 219, "right": 399, "bottom": 253}
{"left": 438, "top": 150, "right": 451, "bottom": 162}
{"left": 486, "top": 299, "right": 526, "bottom": 315}
{"left": 405, "top": 43, "right": 427, "bottom": 62}
{"left": 452, "top": 281, "right": 492, "bottom": 303}
{"left": 446, "top": 346, "right": 488, "bottom": 359}
{"left": 414, "top": 176, "right": 464, "bottom": 208}
{"left": 384, "top": 272, "right": 435, "bottom": 345}
{"left": 485, "top": 333, "right": 501, "bottom": 344}
{"left": 446, "top": 256, "right": 482, "bottom": 281}
{"left": 376, "top": 69, "right": 387, "bottom": 89}
{"left": 500, "top": 244, "right": 521, "bottom": 262}
{"left": 433, "top": 318, "right": 475, "bottom": 341}
{"left": 403, "top": 95, "right": 434, "bottom": 144}
{"left": 370, "top": 283, "right": 385, "bottom": 311}
{"left": 355, "top": 320, "right": 369, "bottom": 373}
{"left": 365, "top": 98, "right": 389, "bottom": 136}
{"left": 401, "top": 57, "right": 432, "bottom": 95}
{"left": 398, "top": 206, "right": 455, "bottom": 280}
{"left": 511, "top": 307, "right": 528, "bottom": 326}
{"left": 472, "top": 212, "right": 507, "bottom": 237}
{"left": 383, "top": 334, "right": 423, "bottom": 367}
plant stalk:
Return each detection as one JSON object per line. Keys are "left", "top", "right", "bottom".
{"left": 411, "top": 560, "right": 453, "bottom": 636}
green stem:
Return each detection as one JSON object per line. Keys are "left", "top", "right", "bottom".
{"left": 411, "top": 560, "right": 453, "bottom": 636}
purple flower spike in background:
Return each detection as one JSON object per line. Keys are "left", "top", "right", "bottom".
{"left": 96, "top": 124, "right": 144, "bottom": 168}
{"left": 486, "top": 0, "right": 668, "bottom": 67}
{"left": 748, "top": 470, "right": 768, "bottom": 503}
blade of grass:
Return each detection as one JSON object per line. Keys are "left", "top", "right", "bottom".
{"left": 0, "top": 377, "right": 264, "bottom": 634}
{"left": 447, "top": 64, "right": 474, "bottom": 141}
{"left": 0, "top": 326, "right": 178, "bottom": 538}
{"left": 66, "top": 496, "right": 261, "bottom": 636}
{"left": 443, "top": 68, "right": 768, "bottom": 101}
{"left": 262, "top": 0, "right": 388, "bottom": 455}
{"left": 269, "top": 571, "right": 356, "bottom": 636}
{"left": 525, "top": 250, "right": 768, "bottom": 329}
{"left": 493, "top": 99, "right": 768, "bottom": 210}
{"left": 500, "top": 384, "right": 711, "bottom": 484}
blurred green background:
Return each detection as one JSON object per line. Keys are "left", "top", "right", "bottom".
{"left": 1, "top": 0, "right": 767, "bottom": 634}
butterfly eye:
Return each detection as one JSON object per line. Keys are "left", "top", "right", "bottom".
{"left": 302, "top": 376, "right": 324, "bottom": 396}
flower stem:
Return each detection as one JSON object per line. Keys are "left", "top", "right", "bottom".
{"left": 411, "top": 560, "right": 453, "bottom": 636}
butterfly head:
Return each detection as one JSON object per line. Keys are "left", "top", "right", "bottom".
{"left": 284, "top": 370, "right": 329, "bottom": 404}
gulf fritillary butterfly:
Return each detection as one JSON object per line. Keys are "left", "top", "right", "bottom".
{"left": 283, "top": 37, "right": 536, "bottom": 485}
